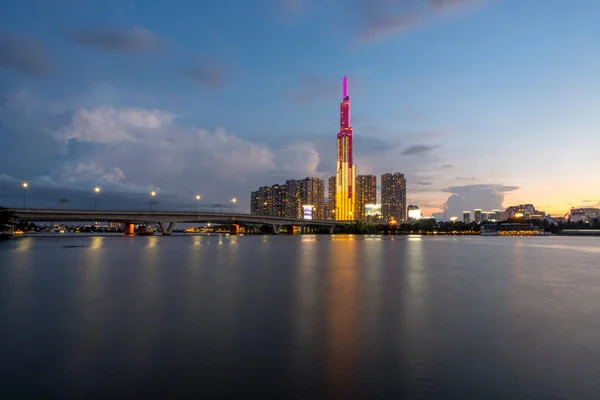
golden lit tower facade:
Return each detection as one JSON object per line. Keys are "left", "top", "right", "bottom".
{"left": 335, "top": 76, "right": 356, "bottom": 220}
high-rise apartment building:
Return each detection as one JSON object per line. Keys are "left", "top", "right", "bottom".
{"left": 474, "top": 209, "right": 483, "bottom": 223}
{"left": 327, "top": 176, "right": 336, "bottom": 220}
{"left": 251, "top": 190, "right": 262, "bottom": 215}
{"left": 463, "top": 211, "right": 471, "bottom": 223}
{"left": 271, "top": 184, "right": 287, "bottom": 217}
{"left": 356, "top": 175, "right": 376, "bottom": 221}
{"left": 285, "top": 179, "right": 303, "bottom": 219}
{"left": 335, "top": 77, "right": 356, "bottom": 220}
{"left": 259, "top": 186, "right": 273, "bottom": 216}
{"left": 381, "top": 173, "right": 407, "bottom": 222}
{"left": 302, "top": 177, "right": 325, "bottom": 220}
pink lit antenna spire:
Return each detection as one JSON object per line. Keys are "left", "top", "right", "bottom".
{"left": 343, "top": 76, "right": 347, "bottom": 98}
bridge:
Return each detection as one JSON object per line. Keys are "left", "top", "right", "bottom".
{"left": 10, "top": 208, "right": 352, "bottom": 235}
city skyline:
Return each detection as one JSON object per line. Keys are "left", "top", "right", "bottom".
{"left": 1, "top": 0, "right": 600, "bottom": 216}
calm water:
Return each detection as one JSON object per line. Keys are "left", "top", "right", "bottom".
{"left": 1, "top": 235, "right": 600, "bottom": 399}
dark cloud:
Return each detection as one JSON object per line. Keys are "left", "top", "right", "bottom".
{"left": 288, "top": 75, "right": 339, "bottom": 104}
{"left": 67, "top": 26, "right": 166, "bottom": 52}
{"left": 433, "top": 184, "right": 519, "bottom": 220}
{"left": 357, "top": 0, "right": 489, "bottom": 42}
{"left": 400, "top": 144, "right": 440, "bottom": 156}
{"left": 417, "top": 181, "right": 433, "bottom": 186}
{"left": 182, "top": 59, "right": 225, "bottom": 88}
{"left": 0, "top": 32, "right": 54, "bottom": 76}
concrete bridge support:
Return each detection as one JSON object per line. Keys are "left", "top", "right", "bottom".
{"left": 272, "top": 224, "right": 281, "bottom": 234}
{"left": 329, "top": 225, "right": 334, "bottom": 234}
{"left": 230, "top": 224, "right": 240, "bottom": 235}
{"left": 125, "top": 223, "right": 135, "bottom": 236}
{"left": 158, "top": 222, "right": 176, "bottom": 236}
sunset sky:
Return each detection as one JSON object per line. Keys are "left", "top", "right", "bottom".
{"left": 1, "top": 0, "right": 599, "bottom": 217}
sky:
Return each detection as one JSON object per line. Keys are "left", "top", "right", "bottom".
{"left": 1, "top": 0, "right": 599, "bottom": 217}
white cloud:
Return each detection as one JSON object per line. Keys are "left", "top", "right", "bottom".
{"left": 53, "top": 106, "right": 174, "bottom": 143}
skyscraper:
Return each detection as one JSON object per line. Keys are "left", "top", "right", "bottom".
{"left": 251, "top": 190, "right": 262, "bottom": 215}
{"left": 335, "top": 76, "right": 356, "bottom": 220}
{"left": 272, "top": 184, "right": 287, "bottom": 217}
{"left": 381, "top": 173, "right": 407, "bottom": 222}
{"left": 356, "top": 175, "right": 376, "bottom": 221}
{"left": 285, "top": 179, "right": 303, "bottom": 219}
{"left": 327, "top": 176, "right": 336, "bottom": 220}
{"left": 302, "top": 177, "right": 325, "bottom": 220}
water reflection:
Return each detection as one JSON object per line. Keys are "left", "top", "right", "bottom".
{"left": 326, "top": 239, "right": 359, "bottom": 399}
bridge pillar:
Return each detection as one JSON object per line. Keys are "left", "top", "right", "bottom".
{"left": 272, "top": 224, "right": 281, "bottom": 234}
{"left": 158, "top": 222, "right": 176, "bottom": 236}
{"left": 230, "top": 224, "right": 240, "bottom": 235}
{"left": 328, "top": 225, "right": 334, "bottom": 234}
{"left": 125, "top": 223, "right": 135, "bottom": 236}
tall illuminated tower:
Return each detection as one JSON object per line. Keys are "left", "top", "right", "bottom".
{"left": 335, "top": 76, "right": 356, "bottom": 220}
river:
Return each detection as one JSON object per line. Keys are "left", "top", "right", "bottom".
{"left": 1, "top": 235, "right": 600, "bottom": 399}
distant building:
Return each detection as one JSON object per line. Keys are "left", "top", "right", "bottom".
{"left": 285, "top": 179, "right": 303, "bottom": 219}
{"left": 381, "top": 173, "right": 407, "bottom": 223}
{"left": 365, "top": 204, "right": 382, "bottom": 223}
{"left": 569, "top": 208, "right": 600, "bottom": 223}
{"left": 500, "top": 204, "right": 545, "bottom": 220}
{"left": 327, "top": 176, "right": 336, "bottom": 220}
{"left": 271, "top": 184, "right": 287, "bottom": 217}
{"left": 463, "top": 211, "right": 471, "bottom": 223}
{"left": 474, "top": 209, "right": 483, "bottom": 223}
{"left": 407, "top": 205, "right": 422, "bottom": 221}
{"left": 356, "top": 175, "right": 376, "bottom": 221}
{"left": 302, "top": 177, "right": 325, "bottom": 220}
{"left": 251, "top": 190, "right": 262, "bottom": 215}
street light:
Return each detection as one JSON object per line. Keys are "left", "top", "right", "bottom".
{"left": 22, "top": 182, "right": 28, "bottom": 208}
{"left": 93, "top": 186, "right": 101, "bottom": 211}
{"left": 195, "top": 195, "right": 201, "bottom": 212}
{"left": 230, "top": 197, "right": 237, "bottom": 213}
{"left": 149, "top": 191, "right": 157, "bottom": 212}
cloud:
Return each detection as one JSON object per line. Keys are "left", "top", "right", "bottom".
{"left": 67, "top": 26, "right": 166, "bottom": 52}
{"left": 442, "top": 164, "right": 453, "bottom": 168}
{"left": 0, "top": 32, "right": 53, "bottom": 76}
{"left": 53, "top": 107, "right": 175, "bottom": 144}
{"left": 454, "top": 176, "right": 478, "bottom": 181}
{"left": 400, "top": 144, "right": 440, "bottom": 156}
{"left": 417, "top": 181, "right": 433, "bottom": 186}
{"left": 357, "top": 0, "right": 490, "bottom": 42}
{"left": 287, "top": 75, "right": 339, "bottom": 104}
{"left": 433, "top": 184, "right": 519, "bottom": 220}
{"left": 182, "top": 59, "right": 225, "bottom": 88}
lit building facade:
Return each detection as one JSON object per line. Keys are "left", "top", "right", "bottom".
{"left": 474, "top": 209, "right": 483, "bottom": 223}
{"left": 356, "top": 175, "right": 376, "bottom": 221}
{"left": 335, "top": 77, "right": 356, "bottom": 220}
{"left": 251, "top": 190, "right": 262, "bottom": 215}
{"left": 463, "top": 211, "right": 471, "bottom": 223}
{"left": 381, "top": 173, "right": 407, "bottom": 222}
{"left": 407, "top": 205, "right": 422, "bottom": 221}
{"left": 302, "top": 177, "right": 325, "bottom": 220}
{"left": 285, "top": 179, "right": 303, "bottom": 219}
{"left": 327, "top": 176, "right": 336, "bottom": 220}
{"left": 569, "top": 208, "right": 600, "bottom": 223}
{"left": 272, "top": 184, "right": 287, "bottom": 217}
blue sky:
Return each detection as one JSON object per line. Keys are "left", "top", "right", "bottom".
{"left": 1, "top": 0, "right": 599, "bottom": 216}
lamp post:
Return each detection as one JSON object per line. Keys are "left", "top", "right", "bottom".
{"left": 149, "top": 191, "right": 157, "bottom": 212}
{"left": 22, "top": 182, "right": 28, "bottom": 208}
{"left": 195, "top": 195, "right": 201, "bottom": 212}
{"left": 93, "top": 187, "right": 101, "bottom": 211}
{"left": 230, "top": 198, "right": 237, "bottom": 213}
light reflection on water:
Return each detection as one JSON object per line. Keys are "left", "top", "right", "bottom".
{"left": 1, "top": 235, "right": 600, "bottom": 399}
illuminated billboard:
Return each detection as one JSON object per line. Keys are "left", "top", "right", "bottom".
{"left": 303, "top": 205, "right": 313, "bottom": 220}
{"left": 365, "top": 204, "right": 382, "bottom": 216}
